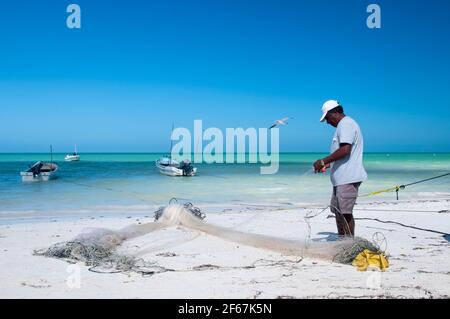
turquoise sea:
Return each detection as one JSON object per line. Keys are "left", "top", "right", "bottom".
{"left": 0, "top": 153, "right": 449, "bottom": 222}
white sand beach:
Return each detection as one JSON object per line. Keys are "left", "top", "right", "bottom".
{"left": 0, "top": 199, "right": 449, "bottom": 299}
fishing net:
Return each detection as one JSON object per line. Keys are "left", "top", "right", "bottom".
{"left": 35, "top": 203, "right": 384, "bottom": 274}
{"left": 34, "top": 224, "right": 170, "bottom": 275}
{"left": 332, "top": 237, "right": 381, "bottom": 264}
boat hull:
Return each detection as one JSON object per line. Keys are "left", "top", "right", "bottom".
{"left": 20, "top": 162, "right": 58, "bottom": 182}
{"left": 65, "top": 155, "right": 80, "bottom": 162}
{"left": 156, "top": 160, "right": 197, "bottom": 177}
{"left": 20, "top": 171, "right": 58, "bottom": 182}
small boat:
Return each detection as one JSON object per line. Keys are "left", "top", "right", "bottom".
{"left": 21, "top": 161, "right": 58, "bottom": 182}
{"left": 65, "top": 145, "right": 80, "bottom": 162}
{"left": 156, "top": 123, "right": 197, "bottom": 177}
{"left": 64, "top": 153, "right": 80, "bottom": 162}
{"left": 156, "top": 156, "right": 197, "bottom": 177}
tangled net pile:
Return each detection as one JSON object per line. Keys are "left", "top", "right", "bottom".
{"left": 34, "top": 227, "right": 171, "bottom": 275}
{"left": 35, "top": 203, "right": 385, "bottom": 274}
{"left": 332, "top": 237, "right": 381, "bottom": 264}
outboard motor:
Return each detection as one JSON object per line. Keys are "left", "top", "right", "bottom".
{"left": 180, "top": 160, "right": 194, "bottom": 176}
{"left": 28, "top": 162, "right": 44, "bottom": 177}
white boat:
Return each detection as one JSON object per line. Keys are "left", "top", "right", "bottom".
{"left": 156, "top": 156, "right": 197, "bottom": 177}
{"left": 65, "top": 153, "right": 80, "bottom": 161}
{"left": 65, "top": 145, "right": 80, "bottom": 162}
{"left": 21, "top": 161, "right": 58, "bottom": 182}
{"left": 156, "top": 123, "right": 197, "bottom": 177}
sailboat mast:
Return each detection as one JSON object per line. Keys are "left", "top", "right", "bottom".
{"left": 169, "top": 122, "right": 174, "bottom": 161}
{"left": 50, "top": 145, "right": 53, "bottom": 165}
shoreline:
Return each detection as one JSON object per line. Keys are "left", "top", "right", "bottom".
{"left": 1, "top": 196, "right": 449, "bottom": 225}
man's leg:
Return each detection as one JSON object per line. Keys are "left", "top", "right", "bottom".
{"left": 335, "top": 214, "right": 349, "bottom": 236}
{"left": 335, "top": 183, "right": 361, "bottom": 237}
{"left": 330, "top": 187, "right": 347, "bottom": 236}
{"left": 342, "top": 214, "right": 355, "bottom": 236}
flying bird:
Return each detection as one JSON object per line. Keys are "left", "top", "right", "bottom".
{"left": 269, "top": 117, "right": 293, "bottom": 129}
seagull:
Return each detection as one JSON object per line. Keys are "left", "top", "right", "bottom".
{"left": 269, "top": 117, "right": 293, "bottom": 129}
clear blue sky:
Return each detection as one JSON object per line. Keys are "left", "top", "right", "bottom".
{"left": 1, "top": 0, "right": 449, "bottom": 152}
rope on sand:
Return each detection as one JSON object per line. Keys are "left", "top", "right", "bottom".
{"left": 354, "top": 217, "right": 449, "bottom": 236}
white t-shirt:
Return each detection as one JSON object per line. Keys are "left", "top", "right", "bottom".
{"left": 330, "top": 116, "right": 368, "bottom": 186}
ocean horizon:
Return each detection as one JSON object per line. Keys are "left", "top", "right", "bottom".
{"left": 1, "top": 151, "right": 450, "bottom": 161}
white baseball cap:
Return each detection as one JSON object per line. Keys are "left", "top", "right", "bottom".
{"left": 320, "top": 100, "right": 340, "bottom": 122}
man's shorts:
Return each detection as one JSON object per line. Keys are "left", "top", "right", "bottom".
{"left": 330, "top": 182, "right": 362, "bottom": 215}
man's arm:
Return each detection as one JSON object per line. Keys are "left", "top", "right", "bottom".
{"left": 323, "top": 143, "right": 352, "bottom": 164}
{"left": 313, "top": 143, "right": 352, "bottom": 172}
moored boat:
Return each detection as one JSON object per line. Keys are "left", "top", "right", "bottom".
{"left": 65, "top": 145, "right": 80, "bottom": 162}
{"left": 156, "top": 156, "right": 197, "bottom": 177}
{"left": 21, "top": 161, "right": 58, "bottom": 182}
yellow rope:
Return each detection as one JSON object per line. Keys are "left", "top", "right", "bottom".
{"left": 359, "top": 185, "right": 401, "bottom": 198}
{"left": 359, "top": 172, "right": 449, "bottom": 199}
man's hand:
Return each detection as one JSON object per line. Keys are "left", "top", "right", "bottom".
{"left": 313, "top": 159, "right": 328, "bottom": 173}
{"left": 313, "top": 160, "right": 325, "bottom": 173}
{"left": 313, "top": 144, "right": 351, "bottom": 173}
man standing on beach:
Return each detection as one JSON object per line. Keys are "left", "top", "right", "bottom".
{"left": 313, "top": 100, "right": 368, "bottom": 237}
